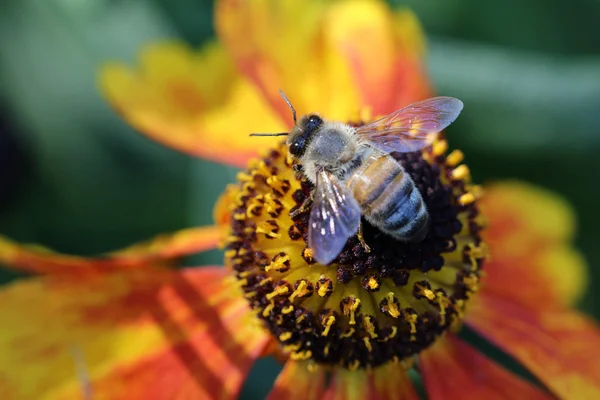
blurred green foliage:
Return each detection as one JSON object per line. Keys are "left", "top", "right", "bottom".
{"left": 0, "top": 0, "right": 599, "bottom": 396}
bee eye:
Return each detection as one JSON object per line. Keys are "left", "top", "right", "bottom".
{"left": 289, "top": 138, "right": 305, "bottom": 156}
{"left": 305, "top": 115, "right": 323, "bottom": 134}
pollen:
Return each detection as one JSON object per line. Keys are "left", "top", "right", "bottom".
{"left": 225, "top": 134, "right": 486, "bottom": 370}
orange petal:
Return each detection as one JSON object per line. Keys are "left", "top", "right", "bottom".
{"left": 466, "top": 293, "right": 600, "bottom": 399}
{"left": 325, "top": 4, "right": 431, "bottom": 115}
{"left": 0, "top": 267, "right": 270, "bottom": 399}
{"left": 216, "top": 0, "right": 361, "bottom": 122}
{"left": 323, "top": 363, "right": 418, "bottom": 400}
{"left": 0, "top": 225, "right": 224, "bottom": 275}
{"left": 420, "top": 335, "right": 552, "bottom": 400}
{"left": 266, "top": 361, "right": 326, "bottom": 400}
{"left": 216, "top": 0, "right": 431, "bottom": 122}
{"left": 482, "top": 181, "right": 587, "bottom": 306}
{"left": 100, "top": 41, "right": 284, "bottom": 168}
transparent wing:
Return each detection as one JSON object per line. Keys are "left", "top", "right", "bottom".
{"left": 355, "top": 97, "right": 464, "bottom": 153}
{"left": 308, "top": 168, "right": 361, "bottom": 265}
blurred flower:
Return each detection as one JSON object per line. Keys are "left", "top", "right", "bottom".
{"left": 0, "top": 0, "right": 599, "bottom": 399}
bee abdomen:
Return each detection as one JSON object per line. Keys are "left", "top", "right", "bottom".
{"left": 348, "top": 154, "right": 429, "bottom": 242}
{"left": 381, "top": 192, "right": 429, "bottom": 241}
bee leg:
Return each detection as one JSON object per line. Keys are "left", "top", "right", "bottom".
{"left": 290, "top": 192, "right": 314, "bottom": 218}
{"left": 357, "top": 222, "right": 371, "bottom": 253}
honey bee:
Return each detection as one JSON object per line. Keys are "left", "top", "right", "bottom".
{"left": 251, "top": 91, "right": 464, "bottom": 265}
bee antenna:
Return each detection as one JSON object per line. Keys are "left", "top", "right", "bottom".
{"left": 279, "top": 89, "right": 297, "bottom": 123}
{"left": 249, "top": 132, "right": 289, "bottom": 137}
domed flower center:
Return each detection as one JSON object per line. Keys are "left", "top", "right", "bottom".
{"left": 225, "top": 132, "right": 487, "bottom": 370}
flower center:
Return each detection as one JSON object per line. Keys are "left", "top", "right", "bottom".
{"left": 225, "top": 134, "right": 487, "bottom": 370}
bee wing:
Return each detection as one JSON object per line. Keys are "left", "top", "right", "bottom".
{"left": 308, "top": 168, "right": 361, "bottom": 265}
{"left": 355, "top": 97, "right": 464, "bottom": 153}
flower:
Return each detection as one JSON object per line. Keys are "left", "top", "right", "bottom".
{"left": 1, "top": 0, "right": 599, "bottom": 399}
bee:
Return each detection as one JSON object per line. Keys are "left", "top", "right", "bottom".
{"left": 251, "top": 91, "right": 464, "bottom": 265}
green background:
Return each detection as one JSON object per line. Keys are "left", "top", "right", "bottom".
{"left": 1, "top": 0, "right": 599, "bottom": 398}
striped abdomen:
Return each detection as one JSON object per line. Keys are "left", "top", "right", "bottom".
{"left": 346, "top": 152, "right": 429, "bottom": 241}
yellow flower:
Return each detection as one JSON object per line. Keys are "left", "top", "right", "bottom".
{"left": 0, "top": 0, "right": 599, "bottom": 399}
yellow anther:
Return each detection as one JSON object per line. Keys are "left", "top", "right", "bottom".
{"left": 256, "top": 221, "right": 281, "bottom": 238}
{"left": 432, "top": 139, "right": 448, "bottom": 156}
{"left": 283, "top": 343, "right": 301, "bottom": 353}
{"left": 384, "top": 292, "right": 401, "bottom": 318}
{"left": 366, "top": 276, "right": 379, "bottom": 290}
{"left": 348, "top": 360, "right": 360, "bottom": 371}
{"left": 236, "top": 171, "right": 253, "bottom": 182}
{"left": 238, "top": 270, "right": 251, "bottom": 278}
{"left": 363, "top": 337, "right": 373, "bottom": 352}
{"left": 303, "top": 247, "right": 314, "bottom": 260}
{"left": 282, "top": 305, "right": 294, "bottom": 314}
{"left": 324, "top": 344, "right": 330, "bottom": 356}
{"left": 415, "top": 284, "right": 436, "bottom": 301}
{"left": 436, "top": 293, "right": 451, "bottom": 325}
{"left": 446, "top": 149, "right": 464, "bottom": 167}
{"left": 363, "top": 316, "right": 378, "bottom": 339}
{"left": 341, "top": 328, "right": 355, "bottom": 338}
{"left": 265, "top": 254, "right": 290, "bottom": 272}
{"left": 253, "top": 161, "right": 271, "bottom": 177}
{"left": 279, "top": 332, "right": 292, "bottom": 341}
{"left": 321, "top": 315, "right": 336, "bottom": 337}
{"left": 262, "top": 302, "right": 275, "bottom": 317}
{"left": 286, "top": 154, "right": 294, "bottom": 166}
{"left": 458, "top": 192, "right": 475, "bottom": 206}
{"left": 317, "top": 283, "right": 331, "bottom": 297}
{"left": 289, "top": 280, "right": 311, "bottom": 302}
{"left": 342, "top": 297, "right": 361, "bottom": 325}
{"left": 451, "top": 165, "right": 470, "bottom": 181}
{"left": 468, "top": 243, "right": 490, "bottom": 259}
{"left": 246, "top": 202, "right": 263, "bottom": 217}
{"left": 233, "top": 212, "right": 246, "bottom": 221}
{"left": 405, "top": 313, "right": 418, "bottom": 334}
{"left": 258, "top": 277, "right": 273, "bottom": 286}
{"left": 389, "top": 326, "right": 398, "bottom": 339}
{"left": 266, "top": 175, "right": 288, "bottom": 194}
{"left": 290, "top": 350, "right": 312, "bottom": 361}
{"left": 224, "top": 249, "right": 237, "bottom": 259}
{"left": 232, "top": 278, "right": 248, "bottom": 288}
{"left": 266, "top": 286, "right": 289, "bottom": 300}
{"left": 242, "top": 181, "right": 256, "bottom": 193}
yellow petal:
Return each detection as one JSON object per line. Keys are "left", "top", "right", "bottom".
{"left": 0, "top": 267, "right": 270, "bottom": 399}
{"left": 0, "top": 225, "right": 223, "bottom": 275}
{"left": 216, "top": 0, "right": 431, "bottom": 122}
{"left": 100, "top": 41, "right": 284, "bottom": 167}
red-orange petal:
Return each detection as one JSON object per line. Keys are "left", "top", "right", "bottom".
{"left": 420, "top": 334, "right": 552, "bottom": 400}
{"left": 466, "top": 293, "right": 600, "bottom": 399}
{"left": 0, "top": 225, "right": 224, "bottom": 275}
{"left": 323, "top": 363, "right": 418, "bottom": 400}
{"left": 266, "top": 361, "right": 326, "bottom": 400}
{"left": 481, "top": 181, "right": 587, "bottom": 306}
{"left": 0, "top": 266, "right": 270, "bottom": 399}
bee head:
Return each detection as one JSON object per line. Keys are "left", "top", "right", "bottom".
{"left": 288, "top": 114, "right": 323, "bottom": 158}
